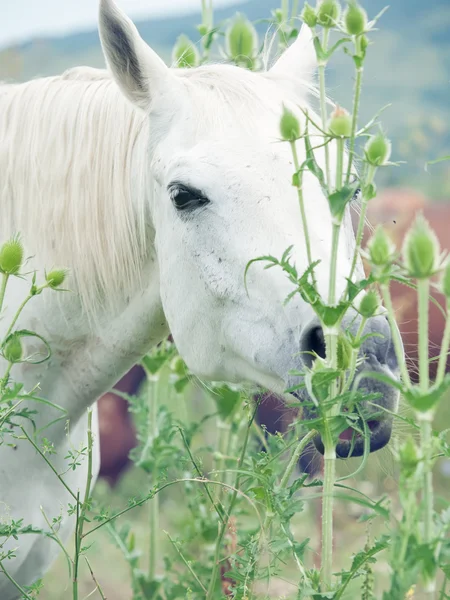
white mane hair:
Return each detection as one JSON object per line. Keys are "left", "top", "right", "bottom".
{"left": 0, "top": 52, "right": 319, "bottom": 317}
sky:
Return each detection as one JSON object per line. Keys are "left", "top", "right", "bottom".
{"left": 1, "top": 0, "right": 243, "bottom": 48}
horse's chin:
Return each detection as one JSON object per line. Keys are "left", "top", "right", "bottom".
{"left": 312, "top": 417, "right": 393, "bottom": 458}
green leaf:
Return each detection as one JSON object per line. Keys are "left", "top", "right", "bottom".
{"left": 208, "top": 385, "right": 243, "bottom": 421}
{"left": 403, "top": 377, "right": 450, "bottom": 412}
{"left": 327, "top": 183, "right": 359, "bottom": 220}
{"left": 314, "top": 302, "right": 349, "bottom": 327}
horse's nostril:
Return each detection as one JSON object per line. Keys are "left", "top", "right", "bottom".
{"left": 301, "top": 325, "right": 326, "bottom": 367}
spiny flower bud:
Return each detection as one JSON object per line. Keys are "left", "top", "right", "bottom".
{"left": 0, "top": 237, "right": 24, "bottom": 275}
{"left": 172, "top": 35, "right": 200, "bottom": 68}
{"left": 359, "top": 291, "right": 381, "bottom": 319}
{"left": 441, "top": 260, "right": 450, "bottom": 298}
{"left": 3, "top": 334, "right": 23, "bottom": 363}
{"left": 337, "top": 334, "right": 353, "bottom": 370}
{"left": 398, "top": 435, "right": 419, "bottom": 478}
{"left": 280, "top": 106, "right": 301, "bottom": 141}
{"left": 366, "top": 226, "right": 396, "bottom": 267}
{"left": 301, "top": 2, "right": 318, "bottom": 27}
{"left": 316, "top": 0, "right": 341, "bottom": 28}
{"left": 364, "top": 132, "right": 392, "bottom": 167}
{"left": 46, "top": 269, "right": 67, "bottom": 289}
{"left": 328, "top": 106, "right": 352, "bottom": 137}
{"left": 402, "top": 214, "right": 441, "bottom": 279}
{"left": 226, "top": 14, "right": 258, "bottom": 68}
{"left": 344, "top": 1, "right": 368, "bottom": 36}
{"left": 359, "top": 34, "right": 369, "bottom": 54}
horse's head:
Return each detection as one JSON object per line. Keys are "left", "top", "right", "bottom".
{"left": 99, "top": 0, "right": 403, "bottom": 457}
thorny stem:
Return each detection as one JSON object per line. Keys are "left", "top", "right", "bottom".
{"left": 321, "top": 425, "right": 336, "bottom": 590}
{"left": 165, "top": 531, "right": 207, "bottom": 593}
{"left": 19, "top": 426, "right": 78, "bottom": 501}
{"left": 147, "top": 374, "right": 159, "bottom": 582}
{"left": 215, "top": 418, "right": 232, "bottom": 504}
{"left": 84, "top": 557, "right": 107, "bottom": 600}
{"left": 290, "top": 140, "right": 317, "bottom": 288}
{"left": 417, "top": 278, "right": 435, "bottom": 596}
{"left": 436, "top": 298, "right": 450, "bottom": 385}
{"left": 255, "top": 429, "right": 317, "bottom": 579}
{"left": 0, "top": 561, "right": 33, "bottom": 599}
{"left": 0, "top": 274, "right": 9, "bottom": 315}
{"left": 318, "top": 28, "right": 331, "bottom": 190}
{"left": 280, "top": 429, "right": 317, "bottom": 490}
{"left": 348, "top": 164, "right": 377, "bottom": 285}
{"left": 345, "top": 64, "right": 364, "bottom": 184}
{"left": 341, "top": 316, "right": 367, "bottom": 394}
{"left": 328, "top": 135, "right": 344, "bottom": 307}
{"left": 73, "top": 492, "right": 80, "bottom": 600}
{"left": 329, "top": 223, "right": 341, "bottom": 308}
{"left": 206, "top": 400, "right": 258, "bottom": 600}
{"left": 3, "top": 283, "right": 48, "bottom": 341}
{"left": 418, "top": 279, "right": 430, "bottom": 393}
{"left": 73, "top": 408, "right": 94, "bottom": 599}
{"left": 178, "top": 427, "right": 225, "bottom": 524}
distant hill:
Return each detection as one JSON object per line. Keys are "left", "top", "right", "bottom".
{"left": 1, "top": 0, "right": 449, "bottom": 197}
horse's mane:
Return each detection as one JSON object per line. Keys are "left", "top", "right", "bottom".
{"left": 0, "top": 61, "right": 314, "bottom": 317}
{"left": 0, "top": 68, "right": 150, "bottom": 315}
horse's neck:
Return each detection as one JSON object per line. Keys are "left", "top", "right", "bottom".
{"left": 0, "top": 70, "right": 168, "bottom": 424}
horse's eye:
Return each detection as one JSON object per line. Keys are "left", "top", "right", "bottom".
{"left": 169, "top": 184, "right": 209, "bottom": 211}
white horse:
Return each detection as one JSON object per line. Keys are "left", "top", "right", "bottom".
{"left": 0, "top": 0, "right": 401, "bottom": 596}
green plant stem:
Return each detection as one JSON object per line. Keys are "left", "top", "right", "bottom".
{"left": 348, "top": 164, "right": 376, "bottom": 285}
{"left": 342, "top": 317, "right": 367, "bottom": 395}
{"left": 318, "top": 28, "right": 331, "bottom": 190}
{"left": 321, "top": 425, "right": 336, "bottom": 590}
{"left": 328, "top": 137, "right": 344, "bottom": 307}
{"left": 178, "top": 427, "right": 225, "bottom": 524}
{"left": 0, "top": 274, "right": 9, "bottom": 315}
{"left": 418, "top": 278, "right": 430, "bottom": 392}
{"left": 281, "top": 0, "right": 289, "bottom": 21}
{"left": 345, "top": 64, "right": 364, "bottom": 184}
{"left": 148, "top": 375, "right": 159, "bottom": 582}
{"left": 86, "top": 477, "right": 259, "bottom": 539}
{"left": 436, "top": 299, "right": 450, "bottom": 385}
{"left": 380, "top": 284, "right": 411, "bottom": 389}
{"left": 290, "top": 140, "right": 317, "bottom": 287}
{"left": 206, "top": 401, "right": 257, "bottom": 600}
{"left": 290, "top": 0, "right": 299, "bottom": 24}
{"left": 19, "top": 426, "right": 78, "bottom": 500}
{"left": 280, "top": 429, "right": 317, "bottom": 489}
{"left": 0, "top": 561, "right": 33, "bottom": 599}
{"left": 329, "top": 223, "right": 341, "bottom": 307}
{"left": 417, "top": 278, "right": 435, "bottom": 596}
{"left": 2, "top": 283, "right": 47, "bottom": 342}
{"left": 84, "top": 557, "right": 107, "bottom": 600}
{"left": 73, "top": 493, "right": 80, "bottom": 600}
{"left": 215, "top": 418, "right": 232, "bottom": 504}
{"left": 73, "top": 408, "right": 94, "bottom": 600}
{"left": 165, "top": 531, "right": 207, "bottom": 593}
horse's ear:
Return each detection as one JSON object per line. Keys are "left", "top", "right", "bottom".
{"left": 268, "top": 24, "right": 317, "bottom": 86}
{"left": 99, "top": 0, "right": 169, "bottom": 110}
